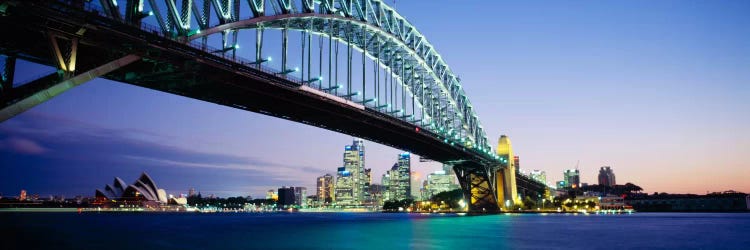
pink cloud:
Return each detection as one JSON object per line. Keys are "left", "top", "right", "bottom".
{"left": 2, "top": 137, "right": 48, "bottom": 155}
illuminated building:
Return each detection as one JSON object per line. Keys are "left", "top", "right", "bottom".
{"left": 19, "top": 189, "right": 26, "bottom": 201}
{"left": 277, "top": 187, "right": 295, "bottom": 209}
{"left": 426, "top": 170, "right": 459, "bottom": 199}
{"left": 266, "top": 189, "right": 278, "bottom": 201}
{"left": 316, "top": 174, "right": 334, "bottom": 204}
{"left": 514, "top": 156, "right": 520, "bottom": 173}
{"left": 335, "top": 139, "right": 367, "bottom": 206}
{"left": 530, "top": 170, "right": 547, "bottom": 185}
{"left": 364, "top": 168, "right": 372, "bottom": 204}
{"left": 598, "top": 166, "right": 616, "bottom": 187}
{"left": 188, "top": 188, "right": 196, "bottom": 197}
{"left": 368, "top": 184, "right": 386, "bottom": 206}
{"left": 411, "top": 171, "right": 422, "bottom": 201}
{"left": 94, "top": 172, "right": 171, "bottom": 206}
{"left": 564, "top": 169, "right": 580, "bottom": 188}
{"left": 383, "top": 153, "right": 412, "bottom": 201}
{"left": 496, "top": 135, "right": 519, "bottom": 208}
{"left": 381, "top": 171, "right": 391, "bottom": 201}
{"left": 556, "top": 181, "right": 566, "bottom": 190}
{"left": 294, "top": 187, "right": 307, "bottom": 207}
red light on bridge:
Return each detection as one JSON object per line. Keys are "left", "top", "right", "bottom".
{"left": 415, "top": 127, "right": 420, "bottom": 133}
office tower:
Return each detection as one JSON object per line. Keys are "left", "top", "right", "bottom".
{"left": 381, "top": 171, "right": 392, "bottom": 202}
{"left": 384, "top": 153, "right": 411, "bottom": 201}
{"left": 316, "top": 174, "right": 334, "bottom": 204}
{"left": 293, "top": 187, "right": 307, "bottom": 206}
{"left": 277, "top": 187, "right": 295, "bottom": 208}
{"left": 364, "top": 168, "right": 372, "bottom": 204}
{"left": 411, "top": 170, "right": 421, "bottom": 201}
{"left": 598, "top": 166, "right": 617, "bottom": 187}
{"left": 426, "top": 170, "right": 459, "bottom": 199}
{"left": 335, "top": 139, "right": 366, "bottom": 206}
{"left": 564, "top": 169, "right": 580, "bottom": 188}
{"left": 188, "top": 187, "right": 196, "bottom": 197}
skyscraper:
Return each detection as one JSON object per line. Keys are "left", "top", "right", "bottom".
{"left": 598, "top": 166, "right": 617, "bottom": 187}
{"left": 277, "top": 187, "right": 295, "bottom": 208}
{"left": 19, "top": 189, "right": 26, "bottom": 201}
{"left": 385, "top": 153, "right": 411, "bottom": 201}
{"left": 364, "top": 168, "right": 372, "bottom": 204}
{"left": 316, "top": 174, "right": 334, "bottom": 204}
{"left": 411, "top": 170, "right": 421, "bottom": 201}
{"left": 514, "top": 156, "right": 520, "bottom": 173}
{"left": 188, "top": 187, "right": 196, "bottom": 197}
{"left": 293, "top": 187, "right": 307, "bottom": 207}
{"left": 381, "top": 170, "right": 392, "bottom": 202}
{"left": 335, "top": 139, "right": 367, "bottom": 206}
{"left": 564, "top": 169, "right": 580, "bottom": 188}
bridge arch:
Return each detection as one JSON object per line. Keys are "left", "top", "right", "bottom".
{"left": 127, "top": 0, "right": 495, "bottom": 156}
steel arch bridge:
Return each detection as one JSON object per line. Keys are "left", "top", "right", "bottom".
{"left": 0, "top": 0, "right": 544, "bottom": 212}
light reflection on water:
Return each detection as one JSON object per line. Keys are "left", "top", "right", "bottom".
{"left": 2, "top": 212, "right": 749, "bottom": 249}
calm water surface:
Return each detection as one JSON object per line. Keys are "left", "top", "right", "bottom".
{"left": 2, "top": 212, "right": 749, "bottom": 249}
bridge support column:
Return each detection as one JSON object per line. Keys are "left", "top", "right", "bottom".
{"left": 0, "top": 54, "right": 141, "bottom": 122}
{"left": 497, "top": 135, "right": 519, "bottom": 209}
{"left": 453, "top": 164, "right": 500, "bottom": 213}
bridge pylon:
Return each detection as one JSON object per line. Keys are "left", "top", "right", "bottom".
{"left": 452, "top": 163, "right": 501, "bottom": 213}
{"left": 496, "top": 135, "right": 520, "bottom": 209}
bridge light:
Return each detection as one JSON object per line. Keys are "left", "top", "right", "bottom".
{"left": 317, "top": 76, "right": 324, "bottom": 81}
{"left": 187, "top": 29, "right": 201, "bottom": 36}
{"left": 249, "top": 56, "right": 272, "bottom": 65}
{"left": 112, "top": 0, "right": 118, "bottom": 6}
{"left": 294, "top": 67, "right": 300, "bottom": 72}
{"left": 234, "top": 44, "right": 240, "bottom": 49}
{"left": 148, "top": 10, "right": 154, "bottom": 16}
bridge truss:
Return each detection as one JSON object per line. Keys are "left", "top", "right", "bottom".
{"left": 0, "top": 0, "right": 519, "bottom": 212}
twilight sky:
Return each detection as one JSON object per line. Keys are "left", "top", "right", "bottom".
{"left": 1, "top": 0, "right": 748, "bottom": 198}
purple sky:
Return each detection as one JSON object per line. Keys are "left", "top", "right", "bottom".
{"left": 1, "top": 0, "right": 748, "bottom": 198}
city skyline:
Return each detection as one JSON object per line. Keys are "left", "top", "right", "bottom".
{"left": 1, "top": 0, "right": 748, "bottom": 198}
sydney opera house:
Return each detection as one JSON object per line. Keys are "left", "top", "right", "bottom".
{"left": 94, "top": 172, "right": 170, "bottom": 206}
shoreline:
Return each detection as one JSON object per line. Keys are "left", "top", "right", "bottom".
{"left": 1, "top": 207, "right": 746, "bottom": 214}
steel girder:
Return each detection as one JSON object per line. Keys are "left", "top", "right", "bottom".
{"left": 453, "top": 164, "right": 501, "bottom": 212}
{"left": 167, "top": 0, "right": 494, "bottom": 156}
{"left": 55, "top": 0, "right": 499, "bottom": 161}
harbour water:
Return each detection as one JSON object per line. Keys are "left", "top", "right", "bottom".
{"left": 2, "top": 212, "right": 749, "bottom": 249}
